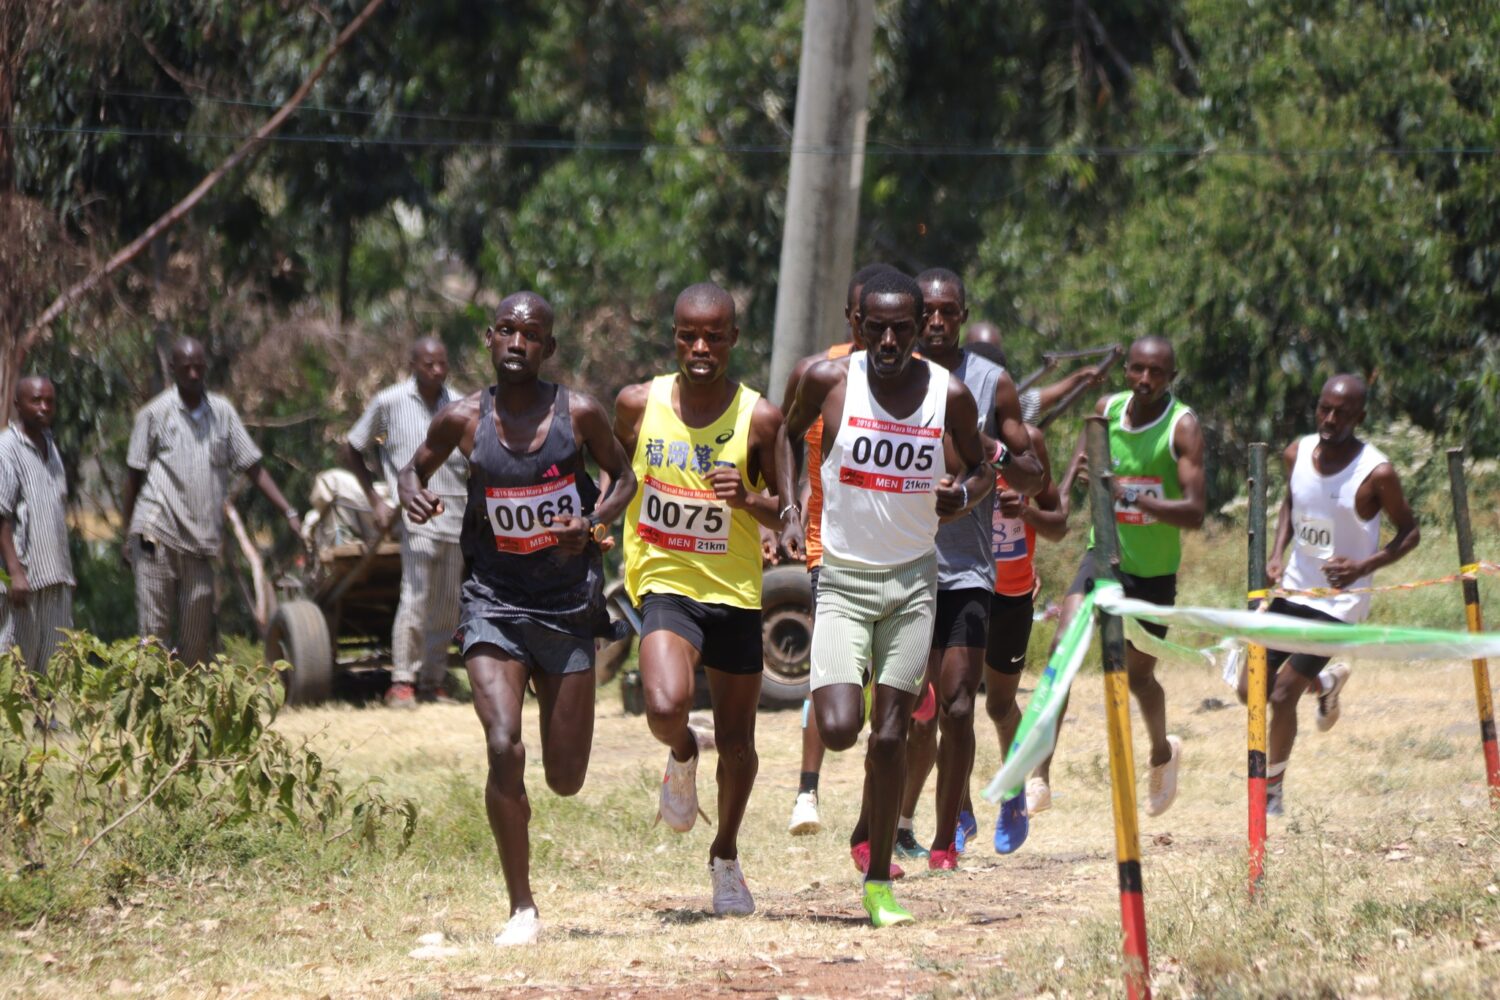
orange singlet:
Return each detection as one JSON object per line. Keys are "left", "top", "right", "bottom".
{"left": 992, "top": 470, "right": 1038, "bottom": 597}
{"left": 803, "top": 341, "right": 854, "bottom": 570}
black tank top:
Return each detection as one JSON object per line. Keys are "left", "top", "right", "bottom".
{"left": 460, "top": 383, "right": 606, "bottom": 636}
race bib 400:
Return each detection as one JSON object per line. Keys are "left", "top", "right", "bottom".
{"left": 837, "top": 416, "right": 940, "bottom": 494}
{"left": 486, "top": 475, "right": 582, "bottom": 553}
{"left": 1113, "top": 476, "right": 1163, "bottom": 525}
{"left": 636, "top": 476, "right": 730, "bottom": 555}
{"left": 1295, "top": 515, "right": 1335, "bottom": 560}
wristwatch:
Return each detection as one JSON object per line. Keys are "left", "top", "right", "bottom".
{"left": 588, "top": 516, "right": 610, "bottom": 544}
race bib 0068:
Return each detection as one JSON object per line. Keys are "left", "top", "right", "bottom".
{"left": 837, "top": 416, "right": 941, "bottom": 495}
{"left": 485, "top": 475, "right": 582, "bottom": 553}
{"left": 636, "top": 476, "right": 730, "bottom": 555}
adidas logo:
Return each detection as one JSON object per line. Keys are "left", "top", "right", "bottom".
{"left": 542, "top": 464, "right": 561, "bottom": 479}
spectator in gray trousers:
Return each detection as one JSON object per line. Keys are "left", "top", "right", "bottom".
{"left": 342, "top": 337, "right": 467, "bottom": 708}
{"left": 0, "top": 376, "right": 74, "bottom": 674}
{"left": 121, "top": 338, "right": 302, "bottom": 666}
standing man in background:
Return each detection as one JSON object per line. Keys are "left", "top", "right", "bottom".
{"left": 344, "top": 336, "right": 468, "bottom": 708}
{"left": 0, "top": 376, "right": 75, "bottom": 674}
{"left": 122, "top": 337, "right": 302, "bottom": 666}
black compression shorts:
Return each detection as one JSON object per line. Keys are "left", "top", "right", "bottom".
{"left": 1067, "top": 549, "right": 1176, "bottom": 641}
{"left": 932, "top": 587, "right": 992, "bottom": 651}
{"left": 640, "top": 593, "right": 764, "bottom": 675}
{"left": 986, "top": 591, "right": 1034, "bottom": 675}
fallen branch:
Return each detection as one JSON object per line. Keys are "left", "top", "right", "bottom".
{"left": 19, "top": 0, "right": 389, "bottom": 356}
{"left": 72, "top": 746, "right": 193, "bottom": 866}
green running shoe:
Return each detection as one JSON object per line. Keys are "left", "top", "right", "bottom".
{"left": 862, "top": 880, "right": 915, "bottom": 928}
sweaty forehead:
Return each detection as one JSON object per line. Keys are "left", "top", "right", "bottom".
{"left": 864, "top": 292, "right": 918, "bottom": 320}
{"left": 674, "top": 299, "right": 733, "bottom": 325}
{"left": 1129, "top": 344, "right": 1173, "bottom": 368}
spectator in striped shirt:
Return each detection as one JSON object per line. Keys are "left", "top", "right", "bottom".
{"left": 0, "top": 376, "right": 75, "bottom": 674}
{"left": 342, "top": 337, "right": 467, "bottom": 708}
{"left": 121, "top": 338, "right": 302, "bottom": 667}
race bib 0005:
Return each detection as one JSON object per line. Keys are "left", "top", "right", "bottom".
{"left": 1113, "top": 476, "right": 1162, "bottom": 525}
{"left": 636, "top": 476, "right": 731, "bottom": 555}
{"left": 485, "top": 475, "right": 582, "bottom": 553}
{"left": 837, "top": 416, "right": 941, "bottom": 495}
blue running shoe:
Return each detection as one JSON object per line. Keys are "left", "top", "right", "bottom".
{"left": 993, "top": 795, "right": 1029, "bottom": 855}
{"left": 954, "top": 809, "right": 978, "bottom": 854}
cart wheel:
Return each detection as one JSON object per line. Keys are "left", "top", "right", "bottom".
{"left": 759, "top": 565, "right": 814, "bottom": 708}
{"left": 267, "top": 599, "right": 334, "bottom": 707}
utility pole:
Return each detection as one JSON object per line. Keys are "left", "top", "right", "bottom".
{"left": 768, "top": 0, "right": 874, "bottom": 402}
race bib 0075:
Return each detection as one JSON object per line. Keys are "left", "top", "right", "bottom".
{"left": 1113, "top": 475, "right": 1163, "bottom": 525}
{"left": 636, "top": 476, "right": 730, "bottom": 555}
{"left": 485, "top": 475, "right": 582, "bottom": 553}
{"left": 837, "top": 416, "right": 941, "bottom": 494}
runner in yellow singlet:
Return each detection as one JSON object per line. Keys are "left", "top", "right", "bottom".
{"left": 613, "top": 282, "right": 790, "bottom": 917}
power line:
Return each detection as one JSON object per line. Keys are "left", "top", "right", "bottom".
{"left": 7, "top": 123, "right": 1498, "bottom": 159}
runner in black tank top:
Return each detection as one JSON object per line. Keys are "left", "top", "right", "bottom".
{"left": 398, "top": 292, "right": 637, "bottom": 948}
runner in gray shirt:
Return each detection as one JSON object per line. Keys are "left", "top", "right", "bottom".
{"left": 0, "top": 376, "right": 75, "bottom": 674}
{"left": 342, "top": 337, "right": 468, "bottom": 707}
{"left": 903, "top": 268, "right": 1042, "bottom": 868}
{"left": 121, "top": 338, "right": 301, "bottom": 666}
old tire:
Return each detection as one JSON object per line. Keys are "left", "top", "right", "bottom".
{"left": 759, "top": 565, "right": 813, "bottom": 708}
{"left": 267, "top": 599, "right": 334, "bottom": 707}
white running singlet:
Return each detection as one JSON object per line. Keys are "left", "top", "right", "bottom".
{"left": 1281, "top": 434, "right": 1390, "bottom": 623}
{"left": 820, "top": 352, "right": 949, "bottom": 568}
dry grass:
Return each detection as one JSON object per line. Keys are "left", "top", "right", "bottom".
{"left": 1, "top": 650, "right": 1497, "bottom": 998}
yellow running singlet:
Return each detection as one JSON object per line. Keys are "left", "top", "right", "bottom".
{"left": 624, "top": 375, "right": 764, "bottom": 609}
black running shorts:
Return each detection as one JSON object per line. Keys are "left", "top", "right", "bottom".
{"left": 640, "top": 593, "right": 764, "bottom": 675}
{"left": 1264, "top": 598, "right": 1336, "bottom": 682}
{"left": 986, "top": 591, "right": 1034, "bottom": 675}
{"left": 931, "top": 587, "right": 992, "bottom": 651}
{"left": 1067, "top": 549, "right": 1176, "bottom": 640}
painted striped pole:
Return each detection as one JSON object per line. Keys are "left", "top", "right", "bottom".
{"left": 1246, "top": 443, "right": 1269, "bottom": 892}
{"left": 1085, "top": 417, "right": 1151, "bottom": 1000}
{"left": 1446, "top": 448, "right": 1500, "bottom": 805}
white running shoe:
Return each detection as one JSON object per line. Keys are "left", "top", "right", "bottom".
{"left": 788, "top": 791, "right": 821, "bottom": 835}
{"left": 1025, "top": 776, "right": 1053, "bottom": 815}
{"left": 1145, "top": 735, "right": 1183, "bottom": 817}
{"left": 710, "top": 857, "right": 755, "bottom": 916}
{"left": 1316, "top": 662, "right": 1351, "bottom": 732}
{"left": 494, "top": 907, "right": 541, "bottom": 946}
{"left": 659, "top": 744, "right": 700, "bottom": 833}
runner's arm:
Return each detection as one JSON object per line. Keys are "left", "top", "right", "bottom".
{"left": 1323, "top": 463, "right": 1420, "bottom": 587}
{"left": 573, "top": 393, "right": 637, "bottom": 527}
{"left": 937, "top": 379, "right": 995, "bottom": 522}
{"left": 710, "top": 398, "right": 786, "bottom": 532}
{"left": 397, "top": 398, "right": 473, "bottom": 525}
{"left": 1018, "top": 426, "right": 1067, "bottom": 542}
{"left": 1054, "top": 395, "right": 1111, "bottom": 519}
{"left": 988, "top": 371, "right": 1044, "bottom": 496}
{"left": 777, "top": 362, "right": 838, "bottom": 557}
{"left": 1124, "top": 411, "right": 1206, "bottom": 530}
{"left": 1266, "top": 441, "right": 1298, "bottom": 587}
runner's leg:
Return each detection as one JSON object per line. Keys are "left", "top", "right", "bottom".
{"left": 932, "top": 643, "right": 985, "bottom": 851}
{"left": 1126, "top": 645, "right": 1172, "bottom": 767}
{"left": 467, "top": 646, "right": 536, "bottom": 916}
{"left": 640, "top": 629, "right": 701, "bottom": 763}
{"left": 533, "top": 668, "right": 596, "bottom": 798}
{"left": 865, "top": 683, "right": 920, "bottom": 881}
{"left": 705, "top": 667, "right": 761, "bottom": 862}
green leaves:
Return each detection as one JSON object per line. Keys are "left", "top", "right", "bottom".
{"left": 0, "top": 635, "right": 417, "bottom": 870}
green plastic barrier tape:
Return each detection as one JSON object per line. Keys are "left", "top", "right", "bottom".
{"left": 1097, "top": 588, "right": 1500, "bottom": 660}
{"left": 981, "top": 586, "right": 1100, "bottom": 805}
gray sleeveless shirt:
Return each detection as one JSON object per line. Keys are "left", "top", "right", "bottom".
{"left": 460, "top": 384, "right": 607, "bottom": 636}
{"left": 935, "top": 350, "right": 1003, "bottom": 592}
